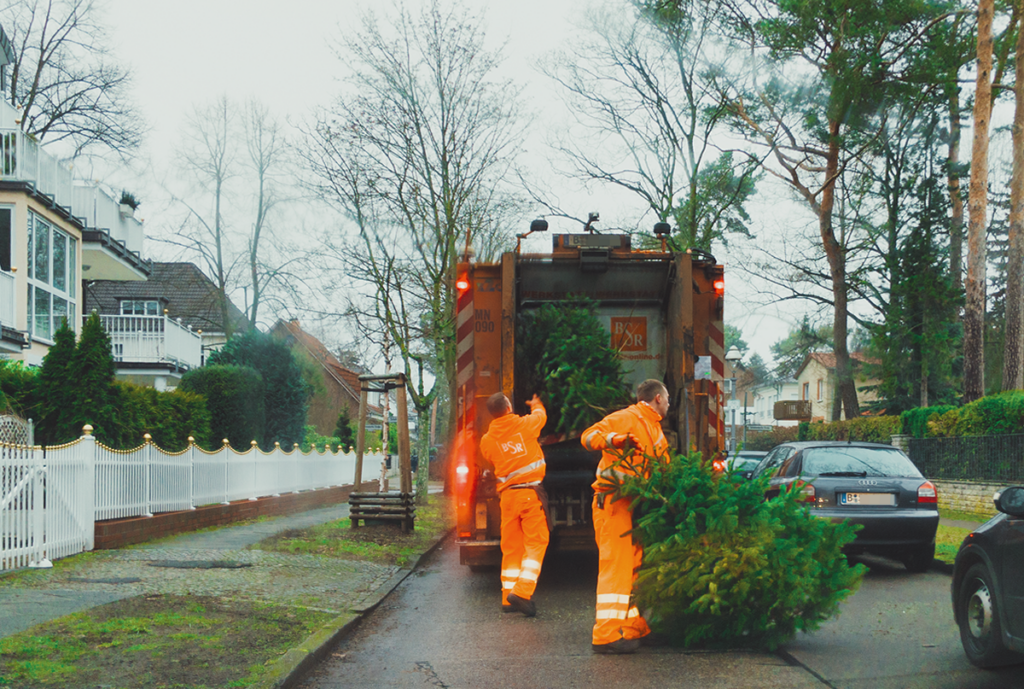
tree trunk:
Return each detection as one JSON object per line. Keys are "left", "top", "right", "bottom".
{"left": 947, "top": 89, "right": 964, "bottom": 295}
{"left": 820, "top": 119, "right": 860, "bottom": 420}
{"left": 1003, "top": 0, "right": 1024, "bottom": 391}
{"left": 965, "top": 0, "right": 994, "bottom": 402}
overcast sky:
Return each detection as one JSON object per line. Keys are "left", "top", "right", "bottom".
{"left": 91, "top": 0, "right": 803, "bottom": 366}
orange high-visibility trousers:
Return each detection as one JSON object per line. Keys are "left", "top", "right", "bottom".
{"left": 499, "top": 487, "right": 550, "bottom": 604}
{"left": 592, "top": 494, "right": 650, "bottom": 645}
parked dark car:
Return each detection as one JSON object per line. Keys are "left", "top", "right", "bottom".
{"left": 952, "top": 485, "right": 1024, "bottom": 668}
{"left": 720, "top": 450, "right": 767, "bottom": 479}
{"left": 750, "top": 441, "right": 939, "bottom": 572}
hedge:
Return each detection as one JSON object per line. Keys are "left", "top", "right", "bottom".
{"left": 743, "top": 426, "right": 798, "bottom": 451}
{"left": 900, "top": 405, "right": 957, "bottom": 438}
{"left": 105, "top": 382, "right": 213, "bottom": 451}
{"left": 799, "top": 416, "right": 901, "bottom": 443}
{"left": 179, "top": 365, "right": 265, "bottom": 449}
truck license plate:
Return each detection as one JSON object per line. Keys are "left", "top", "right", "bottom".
{"left": 839, "top": 492, "right": 895, "bottom": 506}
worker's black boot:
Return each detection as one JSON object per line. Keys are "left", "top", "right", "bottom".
{"left": 506, "top": 593, "right": 536, "bottom": 617}
{"left": 591, "top": 638, "right": 641, "bottom": 654}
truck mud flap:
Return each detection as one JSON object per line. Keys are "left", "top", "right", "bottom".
{"left": 458, "top": 539, "right": 501, "bottom": 567}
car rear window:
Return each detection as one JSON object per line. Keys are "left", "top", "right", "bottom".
{"left": 801, "top": 447, "right": 923, "bottom": 478}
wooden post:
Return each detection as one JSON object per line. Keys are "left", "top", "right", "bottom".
{"left": 396, "top": 374, "right": 412, "bottom": 495}
{"left": 354, "top": 385, "right": 369, "bottom": 488}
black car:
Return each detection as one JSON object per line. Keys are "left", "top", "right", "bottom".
{"left": 952, "top": 485, "right": 1024, "bottom": 668}
{"left": 750, "top": 441, "right": 940, "bottom": 572}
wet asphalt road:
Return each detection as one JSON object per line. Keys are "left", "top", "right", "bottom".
{"left": 296, "top": 539, "right": 1024, "bottom": 689}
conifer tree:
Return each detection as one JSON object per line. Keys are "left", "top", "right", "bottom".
{"left": 35, "top": 319, "right": 76, "bottom": 443}
{"left": 69, "top": 312, "right": 117, "bottom": 444}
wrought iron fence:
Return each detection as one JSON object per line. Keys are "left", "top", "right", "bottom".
{"left": 908, "top": 434, "right": 1024, "bottom": 483}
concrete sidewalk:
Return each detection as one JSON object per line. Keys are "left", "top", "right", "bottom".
{"left": 0, "top": 491, "right": 451, "bottom": 688}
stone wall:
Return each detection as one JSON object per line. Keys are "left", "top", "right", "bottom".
{"left": 933, "top": 480, "right": 1006, "bottom": 519}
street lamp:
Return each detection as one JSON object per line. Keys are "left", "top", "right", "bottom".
{"left": 725, "top": 346, "right": 743, "bottom": 452}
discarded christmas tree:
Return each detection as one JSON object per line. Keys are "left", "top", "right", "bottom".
{"left": 515, "top": 298, "right": 632, "bottom": 435}
{"left": 609, "top": 451, "right": 866, "bottom": 650}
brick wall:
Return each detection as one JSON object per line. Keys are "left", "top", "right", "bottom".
{"left": 933, "top": 480, "right": 1005, "bottom": 519}
{"left": 94, "top": 481, "right": 381, "bottom": 550}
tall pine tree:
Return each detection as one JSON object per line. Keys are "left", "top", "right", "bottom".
{"left": 69, "top": 312, "right": 118, "bottom": 444}
{"left": 35, "top": 319, "right": 76, "bottom": 444}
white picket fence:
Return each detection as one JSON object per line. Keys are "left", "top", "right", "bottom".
{"left": 1, "top": 430, "right": 388, "bottom": 572}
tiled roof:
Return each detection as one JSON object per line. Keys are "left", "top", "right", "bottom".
{"left": 797, "top": 351, "right": 879, "bottom": 376}
{"left": 84, "top": 262, "right": 248, "bottom": 334}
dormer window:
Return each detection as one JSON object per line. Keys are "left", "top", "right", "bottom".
{"left": 120, "top": 299, "right": 160, "bottom": 316}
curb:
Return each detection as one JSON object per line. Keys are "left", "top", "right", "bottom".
{"left": 254, "top": 526, "right": 454, "bottom": 689}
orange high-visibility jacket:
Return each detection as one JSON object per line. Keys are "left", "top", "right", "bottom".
{"left": 480, "top": 404, "right": 547, "bottom": 491}
{"left": 581, "top": 402, "right": 668, "bottom": 493}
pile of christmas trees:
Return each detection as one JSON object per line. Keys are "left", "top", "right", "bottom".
{"left": 515, "top": 299, "right": 632, "bottom": 435}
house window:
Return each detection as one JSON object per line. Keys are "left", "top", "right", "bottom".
{"left": 816, "top": 379, "right": 823, "bottom": 401}
{"left": 0, "top": 207, "right": 11, "bottom": 272}
{"left": 26, "top": 212, "right": 77, "bottom": 341}
{"left": 802, "top": 382, "right": 810, "bottom": 400}
{"left": 120, "top": 300, "right": 159, "bottom": 316}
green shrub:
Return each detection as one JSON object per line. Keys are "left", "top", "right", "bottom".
{"left": 952, "top": 391, "right": 1024, "bottom": 436}
{"left": 516, "top": 299, "right": 632, "bottom": 435}
{"left": 334, "top": 407, "right": 356, "bottom": 449}
{"left": 0, "top": 359, "right": 37, "bottom": 419}
{"left": 743, "top": 426, "right": 798, "bottom": 451}
{"left": 900, "top": 405, "right": 958, "bottom": 438}
{"left": 927, "top": 408, "right": 960, "bottom": 437}
{"left": 179, "top": 365, "right": 265, "bottom": 449}
{"left": 802, "top": 416, "right": 901, "bottom": 443}
{"left": 616, "top": 450, "right": 866, "bottom": 650}
{"left": 301, "top": 424, "right": 342, "bottom": 453}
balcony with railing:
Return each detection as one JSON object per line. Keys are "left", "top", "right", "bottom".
{"left": 93, "top": 315, "right": 203, "bottom": 372}
{"left": 0, "top": 109, "right": 150, "bottom": 280}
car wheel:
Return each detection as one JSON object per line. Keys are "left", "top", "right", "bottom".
{"left": 902, "top": 543, "right": 935, "bottom": 573}
{"left": 957, "top": 563, "right": 1018, "bottom": 667}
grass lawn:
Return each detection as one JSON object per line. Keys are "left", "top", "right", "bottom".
{"left": 935, "top": 507, "right": 992, "bottom": 565}
{"left": 255, "top": 493, "right": 454, "bottom": 567}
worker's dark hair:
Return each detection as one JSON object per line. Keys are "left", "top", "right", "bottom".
{"left": 636, "top": 379, "right": 667, "bottom": 402}
{"left": 486, "top": 392, "right": 511, "bottom": 417}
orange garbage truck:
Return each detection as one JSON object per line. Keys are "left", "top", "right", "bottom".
{"left": 452, "top": 226, "right": 727, "bottom": 568}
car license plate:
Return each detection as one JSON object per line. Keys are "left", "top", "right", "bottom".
{"left": 839, "top": 492, "right": 895, "bottom": 506}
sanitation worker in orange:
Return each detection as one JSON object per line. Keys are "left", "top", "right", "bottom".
{"left": 479, "top": 392, "right": 550, "bottom": 617}
{"left": 581, "top": 378, "right": 670, "bottom": 654}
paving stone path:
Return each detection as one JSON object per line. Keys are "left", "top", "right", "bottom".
{"left": 0, "top": 502, "right": 404, "bottom": 638}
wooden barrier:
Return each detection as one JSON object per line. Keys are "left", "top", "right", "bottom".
{"left": 349, "top": 491, "right": 415, "bottom": 533}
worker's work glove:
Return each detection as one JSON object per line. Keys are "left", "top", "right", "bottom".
{"left": 610, "top": 433, "right": 642, "bottom": 451}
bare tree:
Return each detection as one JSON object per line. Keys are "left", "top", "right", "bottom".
{"left": 3, "top": 0, "right": 144, "bottom": 158}
{"left": 160, "top": 96, "right": 301, "bottom": 334}
{"left": 304, "top": 0, "right": 523, "bottom": 499}
{"left": 542, "top": 3, "right": 758, "bottom": 250}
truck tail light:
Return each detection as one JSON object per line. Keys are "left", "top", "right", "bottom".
{"left": 456, "top": 273, "right": 470, "bottom": 292}
{"left": 712, "top": 456, "right": 725, "bottom": 473}
{"left": 917, "top": 480, "right": 937, "bottom": 504}
{"left": 714, "top": 279, "right": 725, "bottom": 295}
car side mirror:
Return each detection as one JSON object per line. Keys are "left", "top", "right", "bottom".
{"left": 994, "top": 486, "right": 1024, "bottom": 518}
